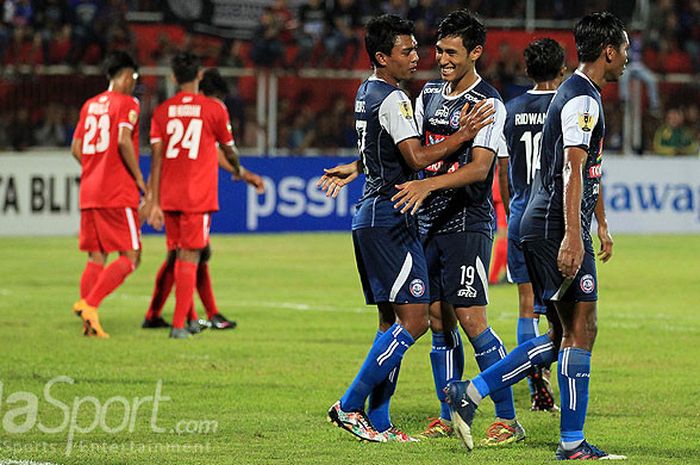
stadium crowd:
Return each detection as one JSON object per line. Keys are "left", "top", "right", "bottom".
{"left": 0, "top": 0, "right": 698, "bottom": 154}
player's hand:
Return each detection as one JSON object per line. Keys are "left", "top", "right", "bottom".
{"left": 241, "top": 169, "right": 265, "bottom": 194}
{"left": 316, "top": 162, "right": 360, "bottom": 198}
{"left": 557, "top": 232, "right": 584, "bottom": 279}
{"left": 458, "top": 100, "right": 495, "bottom": 142}
{"left": 597, "top": 223, "right": 614, "bottom": 263}
{"left": 391, "top": 179, "right": 434, "bottom": 215}
{"left": 138, "top": 196, "right": 151, "bottom": 226}
{"left": 136, "top": 177, "right": 148, "bottom": 197}
{"left": 148, "top": 205, "right": 164, "bottom": 231}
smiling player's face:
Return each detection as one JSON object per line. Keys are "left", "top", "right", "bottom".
{"left": 435, "top": 35, "right": 480, "bottom": 84}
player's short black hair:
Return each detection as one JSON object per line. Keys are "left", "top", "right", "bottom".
{"left": 200, "top": 68, "right": 229, "bottom": 98}
{"left": 103, "top": 51, "right": 138, "bottom": 79}
{"left": 171, "top": 52, "right": 201, "bottom": 85}
{"left": 364, "top": 14, "right": 415, "bottom": 68}
{"left": 524, "top": 38, "right": 565, "bottom": 82}
{"left": 437, "top": 8, "right": 486, "bottom": 52}
{"left": 574, "top": 12, "right": 626, "bottom": 63}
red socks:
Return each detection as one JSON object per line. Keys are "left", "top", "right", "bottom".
{"left": 172, "top": 260, "right": 197, "bottom": 329}
{"left": 80, "top": 261, "right": 104, "bottom": 299}
{"left": 146, "top": 259, "right": 175, "bottom": 320}
{"left": 86, "top": 256, "right": 135, "bottom": 308}
{"left": 197, "top": 263, "right": 219, "bottom": 319}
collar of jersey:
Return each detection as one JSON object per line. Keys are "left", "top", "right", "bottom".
{"left": 526, "top": 89, "right": 557, "bottom": 95}
{"left": 440, "top": 74, "right": 482, "bottom": 100}
{"left": 574, "top": 70, "right": 601, "bottom": 94}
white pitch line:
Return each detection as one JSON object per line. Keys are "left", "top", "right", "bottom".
{"left": 0, "top": 460, "right": 62, "bottom": 465}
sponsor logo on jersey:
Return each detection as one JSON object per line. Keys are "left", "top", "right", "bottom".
{"left": 409, "top": 278, "right": 425, "bottom": 298}
{"left": 425, "top": 130, "right": 447, "bottom": 146}
{"left": 457, "top": 286, "right": 478, "bottom": 298}
{"left": 580, "top": 274, "right": 595, "bottom": 293}
{"left": 423, "top": 85, "right": 442, "bottom": 94}
{"left": 435, "top": 105, "right": 450, "bottom": 118}
{"left": 578, "top": 112, "right": 596, "bottom": 132}
{"left": 450, "top": 110, "right": 461, "bottom": 129}
{"left": 399, "top": 101, "right": 413, "bottom": 120}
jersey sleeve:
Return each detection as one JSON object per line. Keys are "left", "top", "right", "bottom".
{"left": 561, "top": 95, "right": 600, "bottom": 149}
{"left": 496, "top": 132, "right": 509, "bottom": 158}
{"left": 149, "top": 109, "right": 163, "bottom": 145}
{"left": 414, "top": 89, "right": 425, "bottom": 134}
{"left": 117, "top": 97, "right": 140, "bottom": 132}
{"left": 473, "top": 98, "right": 506, "bottom": 153}
{"left": 378, "top": 89, "right": 420, "bottom": 144}
{"left": 210, "top": 99, "right": 234, "bottom": 146}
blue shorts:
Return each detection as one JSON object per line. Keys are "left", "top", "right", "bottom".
{"left": 507, "top": 237, "right": 547, "bottom": 314}
{"left": 522, "top": 238, "right": 598, "bottom": 303}
{"left": 424, "top": 231, "right": 491, "bottom": 307}
{"left": 353, "top": 224, "right": 429, "bottom": 305}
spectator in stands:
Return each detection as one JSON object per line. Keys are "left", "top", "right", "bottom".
{"left": 618, "top": 29, "right": 661, "bottom": 116}
{"left": 653, "top": 108, "right": 699, "bottom": 156}
{"left": 66, "top": 0, "right": 106, "bottom": 65}
{"left": 33, "top": 0, "right": 67, "bottom": 64}
{"left": 680, "top": 0, "right": 700, "bottom": 73}
{"left": 9, "top": 107, "right": 35, "bottom": 151}
{"left": 295, "top": 0, "right": 327, "bottom": 67}
{"left": 250, "top": 6, "right": 286, "bottom": 67}
{"left": 323, "top": 0, "right": 361, "bottom": 68}
{"left": 35, "top": 102, "right": 69, "bottom": 147}
{"left": 218, "top": 39, "right": 245, "bottom": 68}
{"left": 382, "top": 0, "right": 409, "bottom": 18}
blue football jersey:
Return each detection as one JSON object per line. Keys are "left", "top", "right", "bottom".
{"left": 352, "top": 77, "right": 421, "bottom": 230}
{"left": 415, "top": 77, "right": 506, "bottom": 237}
{"left": 521, "top": 71, "right": 605, "bottom": 242}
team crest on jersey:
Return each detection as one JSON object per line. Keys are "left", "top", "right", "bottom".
{"left": 409, "top": 279, "right": 425, "bottom": 298}
{"left": 578, "top": 112, "right": 596, "bottom": 132}
{"left": 580, "top": 274, "right": 595, "bottom": 294}
{"left": 128, "top": 109, "right": 138, "bottom": 125}
{"left": 450, "top": 110, "right": 461, "bottom": 129}
{"left": 399, "top": 101, "right": 413, "bottom": 120}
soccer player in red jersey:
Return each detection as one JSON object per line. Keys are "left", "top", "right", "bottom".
{"left": 488, "top": 161, "right": 509, "bottom": 285}
{"left": 147, "top": 53, "right": 252, "bottom": 339}
{"left": 71, "top": 51, "right": 146, "bottom": 338}
{"left": 142, "top": 68, "right": 264, "bottom": 332}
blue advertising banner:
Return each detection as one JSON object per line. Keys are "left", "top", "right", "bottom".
{"left": 140, "top": 156, "right": 363, "bottom": 234}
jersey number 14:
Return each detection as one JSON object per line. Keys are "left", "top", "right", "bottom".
{"left": 519, "top": 130, "right": 542, "bottom": 184}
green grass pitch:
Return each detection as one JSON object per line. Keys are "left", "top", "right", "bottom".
{"left": 0, "top": 233, "right": 698, "bottom": 464}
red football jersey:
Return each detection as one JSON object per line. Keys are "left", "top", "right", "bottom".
{"left": 150, "top": 92, "right": 234, "bottom": 212}
{"left": 75, "top": 91, "right": 141, "bottom": 209}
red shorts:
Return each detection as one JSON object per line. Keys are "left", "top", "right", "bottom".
{"left": 164, "top": 211, "right": 212, "bottom": 250}
{"left": 79, "top": 207, "right": 141, "bottom": 253}
{"left": 494, "top": 199, "right": 507, "bottom": 230}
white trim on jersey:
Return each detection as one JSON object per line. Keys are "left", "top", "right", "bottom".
{"left": 561, "top": 95, "right": 600, "bottom": 149}
{"left": 473, "top": 98, "right": 507, "bottom": 154}
{"left": 379, "top": 90, "right": 420, "bottom": 144}
{"left": 551, "top": 277, "right": 573, "bottom": 301}
{"left": 119, "top": 122, "right": 134, "bottom": 130}
{"left": 389, "top": 252, "right": 414, "bottom": 302}
{"left": 414, "top": 90, "right": 425, "bottom": 133}
{"left": 574, "top": 70, "right": 600, "bottom": 94}
{"left": 203, "top": 213, "right": 210, "bottom": 244}
{"left": 476, "top": 255, "right": 489, "bottom": 305}
{"left": 440, "top": 75, "right": 483, "bottom": 100}
{"left": 150, "top": 137, "right": 162, "bottom": 144}
{"left": 124, "top": 207, "right": 140, "bottom": 250}
{"left": 496, "top": 132, "right": 509, "bottom": 158}
{"left": 527, "top": 89, "right": 557, "bottom": 95}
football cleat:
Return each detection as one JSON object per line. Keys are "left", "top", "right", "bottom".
{"left": 208, "top": 313, "right": 237, "bottom": 330}
{"left": 418, "top": 418, "right": 453, "bottom": 439}
{"left": 78, "top": 304, "right": 109, "bottom": 338}
{"left": 445, "top": 380, "right": 478, "bottom": 450}
{"left": 480, "top": 418, "right": 526, "bottom": 446}
{"left": 186, "top": 319, "right": 208, "bottom": 335}
{"left": 555, "top": 441, "right": 627, "bottom": 460}
{"left": 141, "top": 316, "right": 171, "bottom": 329}
{"left": 327, "top": 401, "right": 386, "bottom": 442}
{"left": 72, "top": 299, "right": 86, "bottom": 318}
{"left": 381, "top": 426, "right": 419, "bottom": 443}
{"left": 530, "top": 367, "right": 559, "bottom": 412}
{"left": 169, "top": 328, "right": 192, "bottom": 339}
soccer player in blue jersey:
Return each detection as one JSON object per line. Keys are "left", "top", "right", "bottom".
{"left": 391, "top": 9, "right": 523, "bottom": 446}
{"left": 442, "top": 12, "right": 625, "bottom": 460}
{"left": 503, "top": 38, "right": 566, "bottom": 412}
{"left": 321, "top": 14, "right": 494, "bottom": 443}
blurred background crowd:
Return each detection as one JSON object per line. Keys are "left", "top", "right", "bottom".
{"left": 0, "top": 0, "right": 698, "bottom": 156}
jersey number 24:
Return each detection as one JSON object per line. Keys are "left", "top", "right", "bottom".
{"left": 166, "top": 118, "right": 203, "bottom": 160}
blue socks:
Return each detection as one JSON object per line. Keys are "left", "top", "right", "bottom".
{"left": 559, "top": 347, "right": 591, "bottom": 447}
{"left": 429, "top": 328, "right": 464, "bottom": 420}
{"left": 470, "top": 327, "right": 515, "bottom": 420}
{"left": 367, "top": 330, "right": 401, "bottom": 432}
{"left": 340, "top": 323, "right": 414, "bottom": 413}
{"left": 472, "top": 333, "right": 557, "bottom": 400}
{"left": 517, "top": 317, "right": 540, "bottom": 395}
